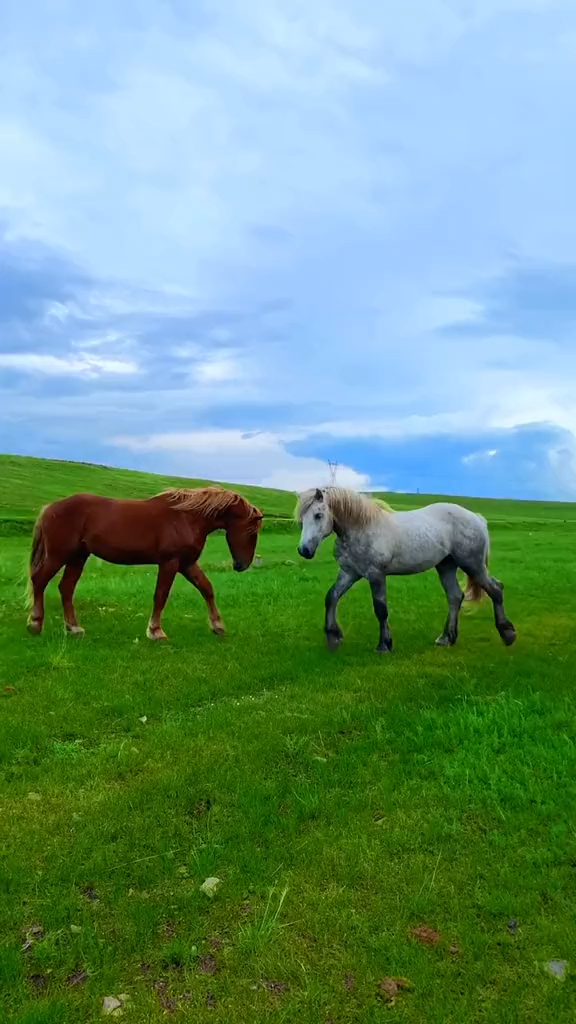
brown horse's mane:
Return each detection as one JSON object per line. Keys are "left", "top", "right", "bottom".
{"left": 157, "top": 486, "right": 262, "bottom": 530}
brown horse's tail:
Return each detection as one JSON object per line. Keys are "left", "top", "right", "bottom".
{"left": 29, "top": 506, "right": 48, "bottom": 576}
{"left": 25, "top": 506, "right": 47, "bottom": 609}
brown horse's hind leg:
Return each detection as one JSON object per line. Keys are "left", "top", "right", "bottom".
{"left": 181, "top": 562, "right": 225, "bottom": 635}
{"left": 28, "top": 557, "right": 64, "bottom": 635}
{"left": 59, "top": 552, "right": 89, "bottom": 636}
{"left": 147, "top": 559, "right": 179, "bottom": 640}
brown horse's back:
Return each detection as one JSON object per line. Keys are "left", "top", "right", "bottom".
{"left": 36, "top": 493, "right": 195, "bottom": 566}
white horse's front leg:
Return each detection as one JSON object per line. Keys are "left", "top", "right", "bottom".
{"left": 324, "top": 568, "right": 359, "bottom": 650}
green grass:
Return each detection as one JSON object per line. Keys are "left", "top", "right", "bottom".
{"left": 1, "top": 456, "right": 576, "bottom": 1022}
{"left": 0, "top": 455, "right": 294, "bottom": 524}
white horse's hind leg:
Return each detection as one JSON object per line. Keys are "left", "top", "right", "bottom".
{"left": 468, "top": 567, "right": 517, "bottom": 646}
{"left": 435, "top": 556, "right": 464, "bottom": 646}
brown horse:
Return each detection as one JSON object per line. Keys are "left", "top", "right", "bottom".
{"left": 28, "top": 486, "right": 263, "bottom": 640}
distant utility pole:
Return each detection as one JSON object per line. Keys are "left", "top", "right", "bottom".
{"left": 327, "top": 460, "right": 338, "bottom": 485}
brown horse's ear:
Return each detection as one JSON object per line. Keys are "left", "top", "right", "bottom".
{"left": 314, "top": 488, "right": 324, "bottom": 501}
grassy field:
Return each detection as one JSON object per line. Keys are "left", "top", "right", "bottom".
{"left": 1, "top": 456, "right": 575, "bottom": 1022}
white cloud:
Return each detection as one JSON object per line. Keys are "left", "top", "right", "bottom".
{"left": 547, "top": 434, "right": 576, "bottom": 496}
{"left": 0, "top": 352, "right": 139, "bottom": 377}
{"left": 113, "top": 428, "right": 371, "bottom": 492}
{"left": 462, "top": 448, "right": 499, "bottom": 465}
{"left": 192, "top": 349, "right": 246, "bottom": 384}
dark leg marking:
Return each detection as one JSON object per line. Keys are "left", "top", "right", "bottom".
{"left": 435, "top": 556, "right": 464, "bottom": 647}
{"left": 462, "top": 564, "right": 517, "bottom": 647}
{"left": 324, "top": 569, "right": 360, "bottom": 650}
{"left": 368, "top": 576, "right": 393, "bottom": 653}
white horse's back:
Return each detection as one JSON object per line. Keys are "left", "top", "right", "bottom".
{"left": 371, "top": 502, "right": 489, "bottom": 576}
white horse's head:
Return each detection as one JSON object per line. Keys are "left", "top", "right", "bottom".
{"left": 296, "top": 488, "right": 333, "bottom": 559}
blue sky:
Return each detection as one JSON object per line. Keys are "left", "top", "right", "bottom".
{"left": 1, "top": 0, "right": 576, "bottom": 498}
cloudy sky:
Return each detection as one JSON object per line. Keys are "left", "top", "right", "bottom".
{"left": 1, "top": 0, "right": 576, "bottom": 498}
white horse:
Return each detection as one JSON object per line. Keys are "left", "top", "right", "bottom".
{"left": 296, "top": 487, "right": 516, "bottom": 653}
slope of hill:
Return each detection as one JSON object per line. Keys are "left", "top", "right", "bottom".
{"left": 0, "top": 453, "right": 574, "bottom": 536}
{"left": 0, "top": 454, "right": 294, "bottom": 530}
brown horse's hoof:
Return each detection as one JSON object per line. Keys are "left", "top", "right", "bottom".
{"left": 66, "top": 625, "right": 85, "bottom": 637}
{"left": 27, "top": 619, "right": 42, "bottom": 636}
{"left": 211, "top": 621, "right": 226, "bottom": 636}
{"left": 146, "top": 625, "right": 168, "bottom": 641}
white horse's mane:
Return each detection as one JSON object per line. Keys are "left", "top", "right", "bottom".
{"left": 296, "top": 487, "right": 394, "bottom": 528}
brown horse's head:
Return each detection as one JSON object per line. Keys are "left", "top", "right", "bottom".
{"left": 161, "top": 487, "right": 264, "bottom": 571}
{"left": 224, "top": 497, "right": 264, "bottom": 571}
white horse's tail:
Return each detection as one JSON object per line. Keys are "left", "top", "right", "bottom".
{"left": 464, "top": 513, "right": 489, "bottom": 603}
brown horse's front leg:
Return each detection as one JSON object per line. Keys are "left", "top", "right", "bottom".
{"left": 147, "top": 559, "right": 179, "bottom": 640}
{"left": 181, "top": 563, "right": 225, "bottom": 635}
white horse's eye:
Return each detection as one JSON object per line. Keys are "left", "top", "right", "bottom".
{"left": 314, "top": 511, "right": 323, "bottom": 520}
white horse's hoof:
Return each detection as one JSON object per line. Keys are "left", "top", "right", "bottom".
{"left": 500, "top": 625, "right": 517, "bottom": 647}
{"left": 435, "top": 635, "right": 452, "bottom": 647}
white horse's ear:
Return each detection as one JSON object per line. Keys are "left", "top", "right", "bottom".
{"left": 315, "top": 488, "right": 324, "bottom": 501}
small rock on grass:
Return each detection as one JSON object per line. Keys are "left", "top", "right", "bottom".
{"left": 102, "top": 994, "right": 130, "bottom": 1016}
{"left": 547, "top": 960, "right": 568, "bottom": 980}
{"left": 200, "top": 877, "right": 222, "bottom": 898}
